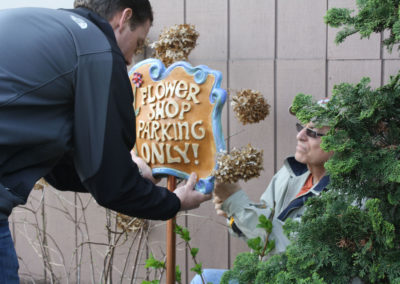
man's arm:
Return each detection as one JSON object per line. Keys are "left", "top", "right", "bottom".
{"left": 71, "top": 51, "right": 209, "bottom": 220}
{"left": 72, "top": 52, "right": 180, "bottom": 219}
{"left": 44, "top": 152, "right": 87, "bottom": 193}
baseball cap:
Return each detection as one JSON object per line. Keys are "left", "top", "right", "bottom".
{"left": 289, "top": 97, "right": 330, "bottom": 115}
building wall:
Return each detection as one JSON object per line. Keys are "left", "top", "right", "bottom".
{"left": 2, "top": 0, "right": 399, "bottom": 283}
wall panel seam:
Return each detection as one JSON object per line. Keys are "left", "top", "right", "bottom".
{"left": 183, "top": 2, "right": 188, "bottom": 283}
{"left": 380, "top": 31, "right": 384, "bottom": 87}
{"left": 227, "top": 0, "right": 231, "bottom": 270}
{"left": 273, "top": 0, "right": 278, "bottom": 173}
{"left": 325, "top": 0, "right": 328, "bottom": 98}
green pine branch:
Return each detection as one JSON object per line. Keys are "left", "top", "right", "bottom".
{"left": 324, "top": 0, "right": 400, "bottom": 51}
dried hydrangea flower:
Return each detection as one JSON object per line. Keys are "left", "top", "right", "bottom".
{"left": 150, "top": 24, "right": 199, "bottom": 67}
{"left": 116, "top": 213, "right": 148, "bottom": 232}
{"left": 212, "top": 144, "right": 264, "bottom": 183}
{"left": 231, "top": 89, "right": 270, "bottom": 124}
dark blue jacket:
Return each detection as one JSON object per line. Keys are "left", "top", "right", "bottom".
{"left": 0, "top": 7, "right": 180, "bottom": 220}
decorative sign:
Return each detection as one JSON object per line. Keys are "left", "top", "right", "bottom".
{"left": 129, "top": 59, "right": 227, "bottom": 194}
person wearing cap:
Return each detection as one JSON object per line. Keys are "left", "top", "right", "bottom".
{"left": 191, "top": 98, "right": 333, "bottom": 284}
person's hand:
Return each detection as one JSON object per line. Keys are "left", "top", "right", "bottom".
{"left": 213, "top": 182, "right": 241, "bottom": 202}
{"left": 131, "top": 151, "right": 161, "bottom": 184}
{"left": 174, "top": 173, "right": 212, "bottom": 211}
{"left": 213, "top": 196, "right": 227, "bottom": 217}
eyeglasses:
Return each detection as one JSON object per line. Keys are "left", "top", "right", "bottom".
{"left": 296, "top": 123, "right": 325, "bottom": 138}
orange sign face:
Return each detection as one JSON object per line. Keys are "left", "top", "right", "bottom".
{"left": 129, "top": 59, "right": 227, "bottom": 193}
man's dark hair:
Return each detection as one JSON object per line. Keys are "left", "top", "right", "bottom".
{"left": 74, "top": 0, "right": 153, "bottom": 29}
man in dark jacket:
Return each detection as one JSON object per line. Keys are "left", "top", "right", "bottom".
{"left": 0, "top": 0, "right": 210, "bottom": 281}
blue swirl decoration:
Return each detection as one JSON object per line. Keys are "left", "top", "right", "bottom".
{"left": 129, "top": 59, "right": 227, "bottom": 194}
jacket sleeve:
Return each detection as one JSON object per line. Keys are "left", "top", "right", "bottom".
{"left": 44, "top": 152, "right": 88, "bottom": 192}
{"left": 222, "top": 167, "right": 291, "bottom": 253}
{"left": 222, "top": 190, "right": 273, "bottom": 242}
{"left": 72, "top": 52, "right": 180, "bottom": 221}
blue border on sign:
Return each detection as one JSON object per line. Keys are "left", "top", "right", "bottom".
{"left": 129, "top": 59, "right": 227, "bottom": 194}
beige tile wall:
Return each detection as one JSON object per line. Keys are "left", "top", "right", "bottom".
{"left": 11, "top": 0, "right": 400, "bottom": 282}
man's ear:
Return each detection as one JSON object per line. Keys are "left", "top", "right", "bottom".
{"left": 117, "top": 8, "right": 133, "bottom": 31}
{"left": 109, "top": 8, "right": 133, "bottom": 31}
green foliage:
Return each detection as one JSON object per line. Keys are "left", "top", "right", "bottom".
{"left": 190, "top": 247, "right": 199, "bottom": 258}
{"left": 143, "top": 224, "right": 206, "bottom": 283}
{"left": 247, "top": 237, "right": 263, "bottom": 252}
{"left": 175, "top": 265, "right": 181, "bottom": 283}
{"left": 220, "top": 214, "right": 276, "bottom": 284}
{"left": 259, "top": 69, "right": 400, "bottom": 282}
{"left": 142, "top": 254, "right": 165, "bottom": 284}
{"left": 142, "top": 256, "right": 182, "bottom": 283}
{"left": 190, "top": 263, "right": 203, "bottom": 275}
{"left": 246, "top": 214, "right": 276, "bottom": 258}
{"left": 261, "top": 6, "right": 400, "bottom": 278}
{"left": 174, "top": 224, "right": 191, "bottom": 242}
{"left": 175, "top": 224, "right": 208, "bottom": 283}
{"left": 256, "top": 214, "right": 273, "bottom": 233}
{"left": 142, "top": 281, "right": 160, "bottom": 284}
{"left": 144, "top": 254, "right": 165, "bottom": 270}
{"left": 220, "top": 252, "right": 259, "bottom": 284}
{"left": 324, "top": 0, "right": 400, "bottom": 52}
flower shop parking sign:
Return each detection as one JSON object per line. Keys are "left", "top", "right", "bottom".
{"left": 129, "top": 59, "right": 227, "bottom": 194}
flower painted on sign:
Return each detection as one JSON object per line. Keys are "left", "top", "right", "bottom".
{"left": 132, "top": 72, "right": 143, "bottom": 88}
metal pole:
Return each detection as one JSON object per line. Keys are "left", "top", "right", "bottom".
{"left": 166, "top": 176, "right": 177, "bottom": 284}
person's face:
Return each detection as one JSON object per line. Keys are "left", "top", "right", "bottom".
{"left": 294, "top": 122, "right": 333, "bottom": 167}
{"left": 113, "top": 9, "right": 151, "bottom": 65}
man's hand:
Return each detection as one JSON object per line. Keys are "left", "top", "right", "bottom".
{"left": 213, "top": 196, "right": 227, "bottom": 217}
{"left": 213, "top": 182, "right": 241, "bottom": 202}
{"left": 131, "top": 151, "right": 161, "bottom": 184}
{"left": 174, "top": 173, "right": 211, "bottom": 211}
